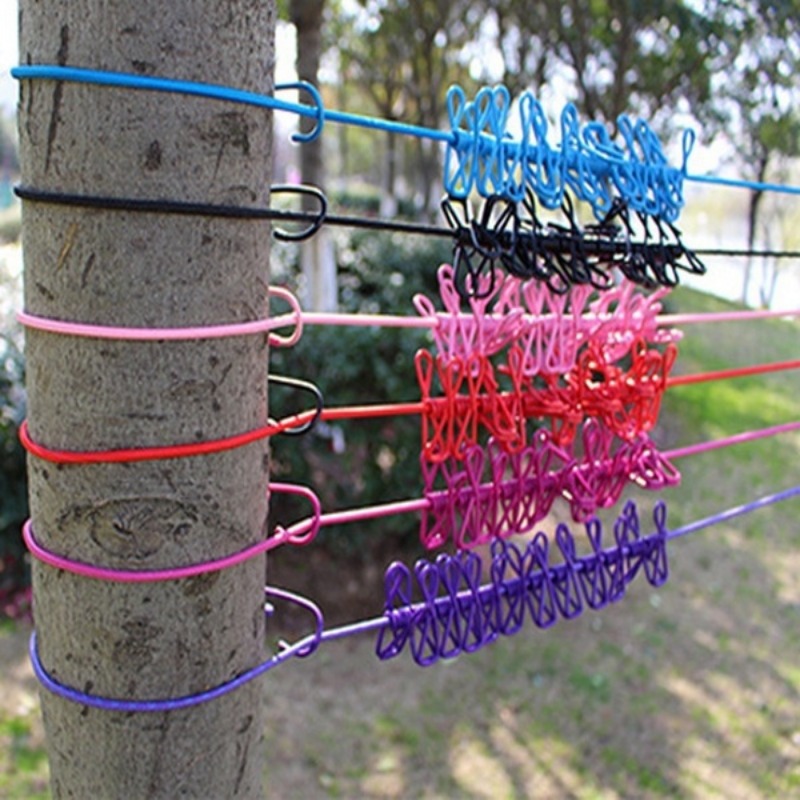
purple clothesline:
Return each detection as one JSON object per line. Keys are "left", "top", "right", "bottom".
{"left": 28, "top": 485, "right": 799, "bottom": 714}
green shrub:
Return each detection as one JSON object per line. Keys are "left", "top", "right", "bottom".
{"left": 0, "top": 333, "right": 29, "bottom": 618}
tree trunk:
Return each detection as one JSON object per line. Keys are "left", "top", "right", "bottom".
{"left": 19, "top": 2, "right": 274, "bottom": 797}
{"left": 381, "top": 129, "right": 399, "bottom": 217}
{"left": 759, "top": 256, "right": 779, "bottom": 309}
{"left": 742, "top": 156, "right": 768, "bottom": 305}
{"left": 742, "top": 188, "right": 763, "bottom": 304}
{"left": 291, "top": 0, "right": 337, "bottom": 311}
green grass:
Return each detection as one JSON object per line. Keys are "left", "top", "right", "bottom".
{"left": 0, "top": 712, "right": 49, "bottom": 800}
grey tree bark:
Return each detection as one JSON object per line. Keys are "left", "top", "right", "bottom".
{"left": 19, "top": 1, "right": 274, "bottom": 797}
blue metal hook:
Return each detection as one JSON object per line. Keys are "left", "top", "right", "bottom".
{"left": 275, "top": 80, "right": 325, "bottom": 143}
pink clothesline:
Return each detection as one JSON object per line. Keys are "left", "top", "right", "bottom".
{"left": 265, "top": 305, "right": 800, "bottom": 332}
{"left": 18, "top": 301, "right": 799, "bottom": 342}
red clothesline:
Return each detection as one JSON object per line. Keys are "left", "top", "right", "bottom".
{"left": 19, "top": 358, "right": 800, "bottom": 464}
{"left": 667, "top": 358, "right": 800, "bottom": 386}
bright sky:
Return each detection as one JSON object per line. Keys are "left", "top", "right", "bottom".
{"left": 0, "top": 1, "right": 18, "bottom": 114}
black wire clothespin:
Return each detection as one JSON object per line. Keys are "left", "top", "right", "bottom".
{"left": 441, "top": 195, "right": 512, "bottom": 299}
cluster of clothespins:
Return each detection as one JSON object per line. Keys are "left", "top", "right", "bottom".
{"left": 443, "top": 192, "right": 706, "bottom": 296}
{"left": 13, "top": 65, "right": 800, "bottom": 713}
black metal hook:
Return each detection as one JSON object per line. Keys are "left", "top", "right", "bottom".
{"left": 269, "top": 374, "right": 324, "bottom": 436}
{"left": 269, "top": 183, "right": 328, "bottom": 242}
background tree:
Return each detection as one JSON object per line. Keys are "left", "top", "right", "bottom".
{"left": 335, "top": 0, "right": 480, "bottom": 217}
{"left": 288, "top": 0, "right": 338, "bottom": 311}
{"left": 491, "top": 0, "right": 724, "bottom": 132}
{"left": 710, "top": 0, "right": 800, "bottom": 303}
{"left": 331, "top": 3, "right": 411, "bottom": 215}
{"left": 0, "top": 113, "right": 20, "bottom": 175}
{"left": 19, "top": 1, "right": 274, "bottom": 796}
{"left": 489, "top": 0, "right": 556, "bottom": 97}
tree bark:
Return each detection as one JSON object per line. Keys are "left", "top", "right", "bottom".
{"left": 19, "top": 2, "right": 274, "bottom": 797}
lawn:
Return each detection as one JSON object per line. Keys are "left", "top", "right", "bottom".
{"left": 2, "top": 285, "right": 799, "bottom": 799}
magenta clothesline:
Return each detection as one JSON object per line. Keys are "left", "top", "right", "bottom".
{"left": 267, "top": 420, "right": 800, "bottom": 544}
{"left": 23, "top": 481, "right": 322, "bottom": 583}
{"left": 665, "top": 420, "right": 800, "bottom": 459}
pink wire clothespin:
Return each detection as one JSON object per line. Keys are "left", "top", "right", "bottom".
{"left": 413, "top": 264, "right": 524, "bottom": 363}
{"left": 587, "top": 283, "right": 682, "bottom": 360}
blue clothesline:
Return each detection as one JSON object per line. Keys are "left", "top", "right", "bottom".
{"left": 13, "top": 64, "right": 800, "bottom": 210}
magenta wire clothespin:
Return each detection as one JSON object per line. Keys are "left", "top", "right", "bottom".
{"left": 627, "top": 436, "right": 681, "bottom": 491}
{"left": 418, "top": 458, "right": 453, "bottom": 550}
{"left": 488, "top": 439, "right": 523, "bottom": 538}
{"left": 453, "top": 445, "right": 492, "bottom": 549}
{"left": 567, "top": 419, "right": 623, "bottom": 519}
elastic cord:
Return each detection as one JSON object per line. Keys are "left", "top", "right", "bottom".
{"left": 18, "top": 303, "right": 800, "bottom": 344}
{"left": 665, "top": 420, "right": 800, "bottom": 460}
{"left": 667, "top": 484, "right": 800, "bottom": 538}
{"left": 30, "top": 418, "right": 791, "bottom": 560}
{"left": 11, "top": 64, "right": 450, "bottom": 144}
{"left": 667, "top": 359, "right": 800, "bottom": 387}
{"left": 14, "top": 184, "right": 308, "bottom": 221}
{"left": 269, "top": 421, "right": 800, "bottom": 541}
{"left": 14, "top": 186, "right": 800, "bottom": 260}
{"left": 28, "top": 585, "right": 327, "bottom": 713}
{"left": 21, "top": 378, "right": 799, "bottom": 465}
{"left": 14, "top": 65, "right": 800, "bottom": 200}
{"left": 18, "top": 409, "right": 319, "bottom": 463}
{"left": 19, "top": 418, "right": 275, "bottom": 463}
